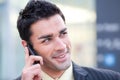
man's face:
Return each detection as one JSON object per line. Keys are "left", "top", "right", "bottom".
{"left": 30, "top": 14, "right": 71, "bottom": 71}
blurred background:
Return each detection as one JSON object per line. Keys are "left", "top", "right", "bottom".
{"left": 0, "top": 0, "right": 120, "bottom": 79}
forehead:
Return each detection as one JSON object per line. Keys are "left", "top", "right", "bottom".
{"left": 30, "top": 14, "right": 66, "bottom": 35}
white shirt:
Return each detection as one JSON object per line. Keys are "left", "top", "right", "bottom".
{"left": 41, "top": 64, "right": 74, "bottom": 80}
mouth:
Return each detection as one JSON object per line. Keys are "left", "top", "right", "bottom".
{"left": 53, "top": 53, "right": 68, "bottom": 63}
{"left": 54, "top": 54, "right": 66, "bottom": 58}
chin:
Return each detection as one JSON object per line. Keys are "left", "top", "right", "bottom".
{"left": 55, "top": 60, "right": 71, "bottom": 71}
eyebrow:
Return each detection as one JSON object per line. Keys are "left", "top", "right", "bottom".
{"left": 38, "top": 34, "right": 53, "bottom": 40}
{"left": 38, "top": 28, "right": 67, "bottom": 40}
{"left": 60, "top": 28, "right": 67, "bottom": 34}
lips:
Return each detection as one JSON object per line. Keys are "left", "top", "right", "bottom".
{"left": 53, "top": 53, "right": 67, "bottom": 62}
{"left": 54, "top": 54, "right": 65, "bottom": 58}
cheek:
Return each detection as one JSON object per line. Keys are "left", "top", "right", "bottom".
{"left": 64, "top": 37, "right": 71, "bottom": 47}
{"left": 36, "top": 45, "right": 53, "bottom": 57}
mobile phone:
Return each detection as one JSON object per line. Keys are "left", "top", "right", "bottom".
{"left": 27, "top": 44, "right": 38, "bottom": 55}
{"left": 27, "top": 44, "right": 40, "bottom": 64}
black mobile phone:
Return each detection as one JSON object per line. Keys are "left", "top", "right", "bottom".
{"left": 27, "top": 44, "right": 40, "bottom": 64}
{"left": 27, "top": 44, "right": 38, "bottom": 55}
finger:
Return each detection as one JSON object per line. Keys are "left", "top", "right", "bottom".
{"left": 25, "top": 47, "right": 29, "bottom": 63}
{"left": 24, "top": 64, "right": 41, "bottom": 73}
{"left": 29, "top": 55, "right": 43, "bottom": 65}
{"left": 33, "top": 69, "right": 42, "bottom": 80}
{"left": 32, "top": 69, "right": 42, "bottom": 80}
{"left": 34, "top": 74, "right": 42, "bottom": 80}
{"left": 22, "top": 64, "right": 42, "bottom": 80}
{"left": 26, "top": 55, "right": 43, "bottom": 67}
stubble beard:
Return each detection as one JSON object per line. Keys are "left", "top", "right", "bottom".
{"left": 42, "top": 53, "right": 71, "bottom": 72}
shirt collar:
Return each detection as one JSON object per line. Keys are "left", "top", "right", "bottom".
{"left": 41, "top": 63, "right": 74, "bottom": 80}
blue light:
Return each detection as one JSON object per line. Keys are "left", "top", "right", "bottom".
{"left": 104, "top": 53, "right": 115, "bottom": 67}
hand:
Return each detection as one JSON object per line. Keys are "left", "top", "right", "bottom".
{"left": 21, "top": 47, "right": 43, "bottom": 80}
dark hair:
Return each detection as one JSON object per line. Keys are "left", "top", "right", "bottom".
{"left": 17, "top": 0, "right": 65, "bottom": 42}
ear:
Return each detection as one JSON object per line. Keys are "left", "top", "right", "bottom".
{"left": 21, "top": 40, "right": 27, "bottom": 48}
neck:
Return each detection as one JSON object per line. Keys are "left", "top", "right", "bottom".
{"left": 41, "top": 65, "right": 65, "bottom": 79}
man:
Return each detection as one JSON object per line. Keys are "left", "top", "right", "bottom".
{"left": 16, "top": 0, "right": 120, "bottom": 80}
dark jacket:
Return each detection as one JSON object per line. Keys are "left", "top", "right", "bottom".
{"left": 16, "top": 62, "right": 120, "bottom": 80}
{"left": 73, "top": 63, "right": 120, "bottom": 80}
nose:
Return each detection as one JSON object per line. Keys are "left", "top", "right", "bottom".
{"left": 54, "top": 37, "right": 66, "bottom": 51}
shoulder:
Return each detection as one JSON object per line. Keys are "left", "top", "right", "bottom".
{"left": 84, "top": 67, "right": 120, "bottom": 80}
{"left": 72, "top": 62, "right": 120, "bottom": 80}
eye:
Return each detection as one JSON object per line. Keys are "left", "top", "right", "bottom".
{"left": 60, "top": 31, "right": 68, "bottom": 37}
{"left": 42, "top": 38, "right": 52, "bottom": 43}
